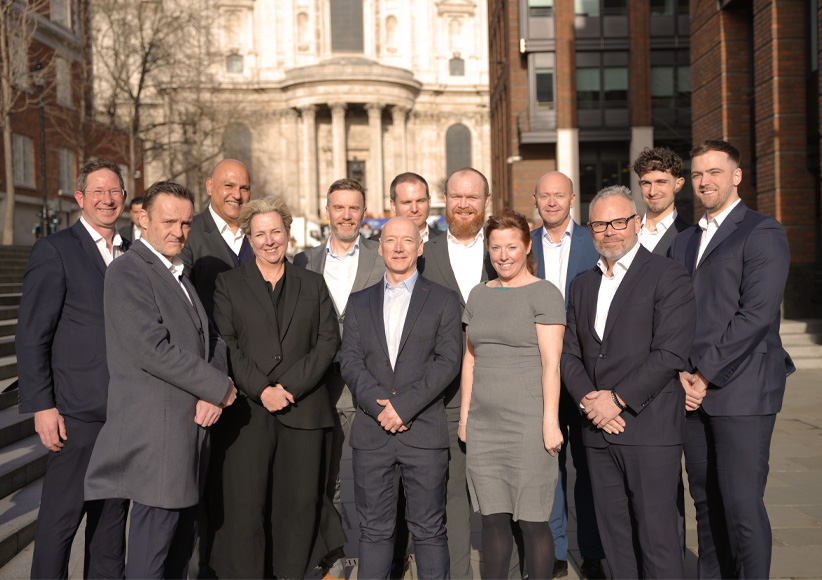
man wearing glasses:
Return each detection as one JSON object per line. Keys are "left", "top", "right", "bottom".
{"left": 16, "top": 158, "right": 131, "bottom": 578}
{"left": 561, "top": 185, "right": 696, "bottom": 579}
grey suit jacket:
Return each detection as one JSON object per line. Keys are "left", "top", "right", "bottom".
{"left": 85, "top": 240, "right": 229, "bottom": 510}
{"left": 652, "top": 213, "right": 690, "bottom": 256}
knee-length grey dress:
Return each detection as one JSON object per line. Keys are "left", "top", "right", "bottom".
{"left": 462, "top": 280, "right": 566, "bottom": 521}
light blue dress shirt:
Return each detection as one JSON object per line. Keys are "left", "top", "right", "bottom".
{"left": 383, "top": 270, "right": 418, "bottom": 368}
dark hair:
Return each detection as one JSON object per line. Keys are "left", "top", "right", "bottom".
{"left": 76, "top": 158, "right": 125, "bottom": 192}
{"left": 129, "top": 196, "right": 145, "bottom": 209}
{"left": 389, "top": 172, "right": 429, "bottom": 201}
{"left": 690, "top": 140, "right": 741, "bottom": 167}
{"left": 143, "top": 181, "right": 195, "bottom": 213}
{"left": 445, "top": 167, "right": 490, "bottom": 198}
{"left": 484, "top": 209, "right": 536, "bottom": 275}
{"left": 327, "top": 178, "right": 366, "bottom": 204}
{"left": 632, "top": 147, "right": 684, "bottom": 179}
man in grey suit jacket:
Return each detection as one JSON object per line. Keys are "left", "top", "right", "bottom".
{"left": 85, "top": 182, "right": 237, "bottom": 579}
{"left": 294, "top": 178, "right": 385, "bottom": 577}
{"left": 340, "top": 217, "right": 462, "bottom": 579}
{"left": 633, "top": 147, "right": 691, "bottom": 256}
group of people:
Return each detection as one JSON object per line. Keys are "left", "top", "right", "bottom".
{"left": 15, "top": 138, "right": 792, "bottom": 580}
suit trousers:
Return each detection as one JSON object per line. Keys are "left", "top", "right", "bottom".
{"left": 209, "top": 397, "right": 326, "bottom": 579}
{"left": 125, "top": 502, "right": 198, "bottom": 579}
{"left": 32, "top": 417, "right": 128, "bottom": 580}
{"left": 445, "top": 408, "right": 473, "bottom": 579}
{"left": 587, "top": 444, "right": 684, "bottom": 579}
{"left": 549, "top": 392, "right": 605, "bottom": 561}
{"left": 684, "top": 410, "right": 776, "bottom": 579}
{"left": 353, "top": 437, "right": 449, "bottom": 580}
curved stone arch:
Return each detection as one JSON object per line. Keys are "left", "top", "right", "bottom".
{"left": 222, "top": 123, "right": 253, "bottom": 175}
{"left": 445, "top": 122, "right": 472, "bottom": 177}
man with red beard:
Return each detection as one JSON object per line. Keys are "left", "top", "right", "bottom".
{"left": 418, "top": 167, "right": 497, "bottom": 579}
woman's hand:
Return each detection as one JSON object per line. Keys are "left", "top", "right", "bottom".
{"left": 260, "top": 384, "right": 295, "bottom": 413}
{"left": 543, "top": 420, "right": 563, "bottom": 457}
{"left": 458, "top": 422, "right": 467, "bottom": 443}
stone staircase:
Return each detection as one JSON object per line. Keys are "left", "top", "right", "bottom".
{"left": 0, "top": 246, "right": 47, "bottom": 569}
{"left": 781, "top": 319, "right": 822, "bottom": 370}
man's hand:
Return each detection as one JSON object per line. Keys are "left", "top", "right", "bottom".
{"left": 601, "top": 416, "right": 626, "bottom": 435}
{"left": 260, "top": 384, "right": 294, "bottom": 413}
{"left": 34, "top": 408, "right": 66, "bottom": 451}
{"left": 194, "top": 400, "right": 222, "bottom": 427}
{"left": 681, "top": 371, "right": 708, "bottom": 411}
{"left": 376, "top": 399, "right": 405, "bottom": 433}
{"left": 221, "top": 378, "right": 238, "bottom": 408}
{"left": 583, "top": 390, "right": 624, "bottom": 429}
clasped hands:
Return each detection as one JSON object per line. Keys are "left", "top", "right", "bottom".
{"left": 680, "top": 371, "right": 708, "bottom": 411}
{"left": 581, "top": 390, "right": 626, "bottom": 435}
{"left": 260, "top": 383, "right": 295, "bottom": 413}
{"left": 376, "top": 399, "right": 408, "bottom": 434}
{"left": 195, "top": 377, "right": 238, "bottom": 427}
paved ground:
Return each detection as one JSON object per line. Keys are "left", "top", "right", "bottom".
{"left": 2, "top": 369, "right": 820, "bottom": 579}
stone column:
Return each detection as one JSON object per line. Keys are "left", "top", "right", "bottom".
{"left": 391, "top": 105, "right": 409, "bottom": 173}
{"left": 557, "top": 128, "right": 581, "bottom": 223}
{"left": 365, "top": 102, "right": 385, "bottom": 214}
{"left": 282, "top": 109, "right": 300, "bottom": 213}
{"left": 299, "top": 104, "right": 318, "bottom": 219}
{"left": 330, "top": 102, "right": 348, "bottom": 180}
{"left": 629, "top": 126, "right": 654, "bottom": 216}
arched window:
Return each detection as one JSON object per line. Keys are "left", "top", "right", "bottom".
{"left": 446, "top": 124, "right": 471, "bottom": 177}
{"left": 449, "top": 56, "right": 465, "bottom": 76}
{"left": 223, "top": 123, "right": 253, "bottom": 174}
{"left": 297, "top": 12, "right": 310, "bottom": 50}
{"left": 330, "top": 0, "right": 364, "bottom": 53}
{"left": 385, "top": 15, "right": 398, "bottom": 52}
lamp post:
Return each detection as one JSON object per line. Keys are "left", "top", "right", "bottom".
{"left": 30, "top": 61, "right": 47, "bottom": 238}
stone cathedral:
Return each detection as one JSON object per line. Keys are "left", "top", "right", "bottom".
{"left": 189, "top": 0, "right": 491, "bottom": 219}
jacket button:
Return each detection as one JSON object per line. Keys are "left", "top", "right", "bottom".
{"left": 385, "top": 360, "right": 390, "bottom": 367}
{"left": 391, "top": 389, "right": 397, "bottom": 395}
{"left": 598, "top": 353, "right": 605, "bottom": 359}
{"left": 274, "top": 355, "right": 281, "bottom": 361}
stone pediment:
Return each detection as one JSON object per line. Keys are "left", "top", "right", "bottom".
{"left": 436, "top": 0, "right": 476, "bottom": 17}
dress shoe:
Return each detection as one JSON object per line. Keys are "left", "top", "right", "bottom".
{"left": 580, "top": 557, "right": 606, "bottom": 579}
{"left": 552, "top": 559, "right": 568, "bottom": 578}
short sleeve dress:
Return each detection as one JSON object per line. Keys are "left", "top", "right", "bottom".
{"left": 462, "top": 279, "right": 566, "bottom": 521}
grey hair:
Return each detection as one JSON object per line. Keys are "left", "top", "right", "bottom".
{"left": 589, "top": 185, "right": 637, "bottom": 215}
{"left": 238, "top": 196, "right": 293, "bottom": 236}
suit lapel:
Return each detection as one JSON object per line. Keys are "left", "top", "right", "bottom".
{"left": 181, "top": 275, "right": 208, "bottom": 351}
{"left": 653, "top": 226, "right": 677, "bottom": 256}
{"left": 278, "top": 263, "right": 300, "bottom": 342}
{"left": 586, "top": 270, "right": 602, "bottom": 344}
{"left": 566, "top": 223, "right": 586, "bottom": 295}
{"left": 72, "top": 221, "right": 108, "bottom": 280}
{"left": 531, "top": 229, "right": 545, "bottom": 280}
{"left": 429, "top": 236, "right": 462, "bottom": 302}
{"left": 135, "top": 242, "right": 203, "bottom": 330}
{"left": 397, "top": 277, "right": 430, "bottom": 358}
{"left": 601, "top": 247, "right": 650, "bottom": 343}
{"left": 696, "top": 202, "right": 746, "bottom": 271}
{"left": 202, "top": 207, "right": 238, "bottom": 266}
{"left": 243, "top": 262, "right": 280, "bottom": 332}
{"left": 351, "top": 239, "right": 379, "bottom": 293}
{"left": 369, "top": 283, "right": 390, "bottom": 360}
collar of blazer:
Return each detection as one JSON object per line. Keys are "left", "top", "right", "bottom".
{"left": 197, "top": 207, "right": 236, "bottom": 263}
{"left": 686, "top": 200, "right": 747, "bottom": 274}
{"left": 421, "top": 232, "right": 495, "bottom": 305}
{"left": 71, "top": 219, "right": 119, "bottom": 280}
{"left": 240, "top": 259, "right": 301, "bottom": 342}
{"left": 131, "top": 240, "right": 207, "bottom": 339}
{"left": 367, "top": 274, "right": 432, "bottom": 363}
{"left": 587, "top": 244, "right": 653, "bottom": 344}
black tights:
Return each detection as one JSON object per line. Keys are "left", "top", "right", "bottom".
{"left": 481, "top": 513, "right": 555, "bottom": 580}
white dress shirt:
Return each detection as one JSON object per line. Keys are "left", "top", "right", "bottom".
{"left": 696, "top": 199, "right": 741, "bottom": 265}
{"left": 209, "top": 205, "right": 245, "bottom": 256}
{"left": 447, "top": 228, "right": 485, "bottom": 301}
{"left": 79, "top": 217, "right": 124, "bottom": 266}
{"left": 131, "top": 224, "right": 142, "bottom": 241}
{"left": 323, "top": 236, "right": 360, "bottom": 314}
{"left": 594, "top": 241, "right": 641, "bottom": 340}
{"left": 542, "top": 220, "right": 574, "bottom": 300}
{"left": 420, "top": 225, "right": 431, "bottom": 244}
{"left": 139, "top": 239, "right": 192, "bottom": 305}
{"left": 383, "top": 271, "right": 418, "bottom": 368}
{"left": 639, "top": 208, "right": 678, "bottom": 252}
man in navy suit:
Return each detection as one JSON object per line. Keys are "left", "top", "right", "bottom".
{"left": 16, "top": 158, "right": 131, "bottom": 579}
{"left": 340, "top": 217, "right": 462, "bottom": 579}
{"left": 669, "top": 140, "right": 794, "bottom": 579}
{"left": 530, "top": 171, "right": 604, "bottom": 579}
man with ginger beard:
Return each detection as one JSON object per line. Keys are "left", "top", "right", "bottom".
{"left": 418, "top": 167, "right": 497, "bottom": 579}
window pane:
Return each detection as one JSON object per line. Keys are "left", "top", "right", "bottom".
{"left": 576, "top": 67, "right": 600, "bottom": 109}
{"left": 678, "top": 0, "right": 690, "bottom": 14}
{"left": 530, "top": 0, "right": 554, "bottom": 17}
{"left": 535, "top": 68, "right": 554, "bottom": 110}
{"left": 678, "top": 65, "right": 691, "bottom": 94}
{"left": 226, "top": 55, "right": 244, "bottom": 73}
{"left": 575, "top": 0, "right": 600, "bottom": 17}
{"left": 12, "top": 134, "right": 35, "bottom": 187}
{"left": 59, "top": 148, "right": 76, "bottom": 193}
{"left": 331, "top": 0, "right": 364, "bottom": 53}
{"left": 602, "top": 0, "right": 627, "bottom": 16}
{"left": 51, "top": 0, "right": 70, "bottom": 28}
{"left": 650, "top": 0, "right": 675, "bottom": 16}
{"left": 651, "top": 66, "right": 674, "bottom": 97}
{"left": 446, "top": 124, "right": 472, "bottom": 176}
{"left": 603, "top": 67, "right": 628, "bottom": 106}
{"left": 56, "top": 59, "right": 72, "bottom": 107}
{"left": 449, "top": 57, "right": 465, "bottom": 76}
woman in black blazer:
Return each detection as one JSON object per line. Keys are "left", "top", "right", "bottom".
{"left": 207, "top": 197, "right": 344, "bottom": 579}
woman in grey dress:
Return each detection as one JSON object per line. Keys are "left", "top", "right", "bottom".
{"left": 458, "top": 209, "right": 566, "bottom": 579}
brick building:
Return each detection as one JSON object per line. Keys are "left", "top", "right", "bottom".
{"left": 488, "top": 0, "right": 821, "bottom": 317}
{"left": 0, "top": 0, "right": 142, "bottom": 246}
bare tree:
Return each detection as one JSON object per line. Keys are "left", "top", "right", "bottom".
{"left": 0, "top": 0, "right": 51, "bottom": 245}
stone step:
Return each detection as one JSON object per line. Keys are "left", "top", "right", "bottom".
{"left": 781, "top": 332, "right": 822, "bottom": 347}
{"left": 0, "top": 477, "right": 41, "bottom": 569}
{"left": 0, "top": 389, "right": 19, "bottom": 412}
{"left": 0, "top": 406, "right": 33, "bottom": 449}
{"left": 0, "top": 340, "right": 13, "bottom": 359}
{"left": 0, "top": 434, "right": 48, "bottom": 500}
{"left": 781, "top": 319, "right": 822, "bottom": 335}
{"left": 0, "top": 322, "right": 15, "bottom": 339}
{"left": 0, "top": 277, "right": 23, "bottom": 285}
{"left": 0, "top": 297, "right": 20, "bottom": 308}
{"left": 0, "top": 286, "right": 21, "bottom": 296}
{"left": 0, "top": 359, "right": 15, "bottom": 383}
{"left": 786, "top": 344, "right": 822, "bottom": 359}
{"left": 793, "top": 357, "right": 822, "bottom": 370}
{"left": 0, "top": 309, "right": 16, "bottom": 323}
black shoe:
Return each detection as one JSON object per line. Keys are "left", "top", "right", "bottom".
{"left": 552, "top": 559, "right": 568, "bottom": 578}
{"left": 580, "top": 557, "right": 606, "bottom": 580}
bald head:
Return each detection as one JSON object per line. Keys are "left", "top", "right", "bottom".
{"left": 379, "top": 217, "right": 423, "bottom": 283}
{"left": 206, "top": 159, "right": 251, "bottom": 227}
{"left": 534, "top": 171, "right": 575, "bottom": 234}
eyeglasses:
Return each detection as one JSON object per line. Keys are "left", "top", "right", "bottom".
{"left": 85, "top": 189, "right": 126, "bottom": 199}
{"left": 587, "top": 215, "right": 637, "bottom": 233}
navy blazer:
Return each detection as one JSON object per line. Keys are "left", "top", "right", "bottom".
{"left": 531, "top": 220, "right": 599, "bottom": 306}
{"left": 651, "top": 213, "right": 690, "bottom": 257}
{"left": 340, "top": 275, "right": 462, "bottom": 451}
{"left": 561, "top": 245, "right": 696, "bottom": 448}
{"left": 16, "top": 220, "right": 130, "bottom": 422}
{"left": 668, "top": 201, "right": 794, "bottom": 416}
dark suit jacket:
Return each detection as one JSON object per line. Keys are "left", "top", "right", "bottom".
{"left": 16, "top": 220, "right": 130, "bottom": 422}
{"left": 213, "top": 260, "right": 339, "bottom": 430}
{"left": 180, "top": 207, "right": 240, "bottom": 319}
{"left": 340, "top": 276, "right": 462, "bottom": 450}
{"left": 530, "top": 220, "right": 599, "bottom": 306}
{"left": 118, "top": 224, "right": 135, "bottom": 244}
{"left": 668, "top": 201, "right": 794, "bottom": 416}
{"left": 561, "top": 245, "right": 696, "bottom": 448}
{"left": 651, "top": 213, "right": 690, "bottom": 256}
{"left": 417, "top": 231, "right": 497, "bottom": 408}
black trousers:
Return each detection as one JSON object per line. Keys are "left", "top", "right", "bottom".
{"left": 684, "top": 411, "right": 776, "bottom": 579}
{"left": 208, "top": 397, "right": 329, "bottom": 579}
{"left": 587, "top": 444, "right": 684, "bottom": 579}
{"left": 31, "top": 417, "right": 128, "bottom": 580}
{"left": 125, "top": 502, "right": 198, "bottom": 579}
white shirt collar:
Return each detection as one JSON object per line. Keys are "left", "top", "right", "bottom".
{"left": 446, "top": 227, "right": 484, "bottom": 248}
{"left": 542, "top": 219, "right": 574, "bottom": 245}
{"left": 208, "top": 204, "right": 231, "bottom": 234}
{"left": 641, "top": 207, "right": 678, "bottom": 234}
{"left": 326, "top": 235, "right": 361, "bottom": 259}
{"left": 597, "top": 240, "right": 641, "bottom": 278}
{"left": 80, "top": 216, "right": 123, "bottom": 249}
{"left": 699, "top": 198, "right": 741, "bottom": 231}
{"left": 139, "top": 238, "right": 186, "bottom": 278}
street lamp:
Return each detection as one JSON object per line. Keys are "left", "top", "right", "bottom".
{"left": 30, "top": 61, "right": 48, "bottom": 238}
